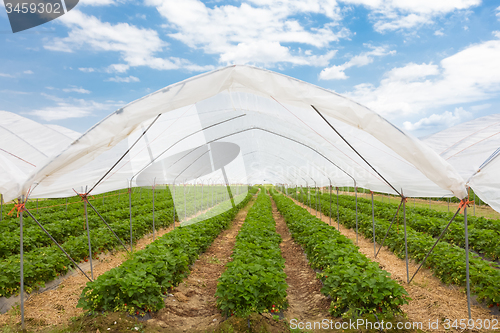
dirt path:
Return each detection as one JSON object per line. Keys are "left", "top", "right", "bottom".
{"left": 0, "top": 223, "right": 175, "bottom": 331}
{"left": 270, "top": 197, "right": 331, "bottom": 323}
{"left": 287, "top": 194, "right": 500, "bottom": 333}
{"left": 150, "top": 195, "right": 257, "bottom": 332}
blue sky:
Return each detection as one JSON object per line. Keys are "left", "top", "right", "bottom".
{"left": 1, "top": 0, "right": 499, "bottom": 137}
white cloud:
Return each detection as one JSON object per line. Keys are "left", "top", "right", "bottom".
{"left": 493, "top": 31, "right": 500, "bottom": 39}
{"left": 0, "top": 73, "right": 15, "bottom": 78}
{"left": 434, "top": 29, "right": 444, "bottom": 36}
{"left": 106, "top": 76, "right": 140, "bottom": 83}
{"left": 496, "top": 6, "right": 500, "bottom": 21}
{"left": 106, "top": 64, "right": 130, "bottom": 73}
{"left": 45, "top": 10, "right": 211, "bottom": 72}
{"left": 384, "top": 62, "right": 439, "bottom": 81}
{"left": 23, "top": 70, "right": 34, "bottom": 74}
{"left": 347, "top": 37, "right": 500, "bottom": 116}
{"left": 62, "top": 86, "right": 91, "bottom": 94}
{"left": 341, "top": 0, "right": 481, "bottom": 32}
{"left": 403, "top": 107, "right": 472, "bottom": 131}
{"left": 26, "top": 93, "right": 119, "bottom": 121}
{"left": 78, "top": 67, "right": 95, "bottom": 73}
{"left": 319, "top": 45, "right": 395, "bottom": 80}
{"left": 146, "top": 0, "right": 348, "bottom": 66}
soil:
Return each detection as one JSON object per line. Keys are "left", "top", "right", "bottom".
{"left": 288, "top": 194, "right": 500, "bottom": 333}
{"left": 270, "top": 197, "right": 331, "bottom": 322}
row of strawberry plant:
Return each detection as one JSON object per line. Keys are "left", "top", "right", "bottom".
{"left": 0, "top": 185, "right": 244, "bottom": 298}
{"left": 310, "top": 191, "right": 500, "bottom": 261}
{"left": 272, "top": 191, "right": 409, "bottom": 317}
{"left": 77, "top": 189, "right": 255, "bottom": 315}
{"left": 0, "top": 184, "right": 237, "bottom": 259}
{"left": 0, "top": 191, "right": 174, "bottom": 259}
{"left": 290, "top": 190, "right": 500, "bottom": 307}
{"left": 0, "top": 203, "right": 176, "bottom": 298}
{"left": 215, "top": 190, "right": 288, "bottom": 317}
{"left": 304, "top": 188, "right": 500, "bottom": 234}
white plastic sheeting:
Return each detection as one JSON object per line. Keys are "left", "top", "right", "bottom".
{"left": 423, "top": 114, "right": 500, "bottom": 213}
{"left": 0, "top": 111, "right": 80, "bottom": 200}
{"left": 8, "top": 65, "right": 467, "bottom": 202}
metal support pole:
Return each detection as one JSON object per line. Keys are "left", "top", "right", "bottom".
{"left": 376, "top": 199, "right": 404, "bottom": 258}
{"left": 102, "top": 193, "right": 105, "bottom": 205}
{"left": 87, "top": 200, "right": 129, "bottom": 253}
{"left": 152, "top": 185, "right": 155, "bottom": 241}
{"left": 19, "top": 197, "right": 25, "bottom": 331}
{"left": 308, "top": 185, "right": 311, "bottom": 213}
{"left": 24, "top": 208, "right": 92, "bottom": 281}
{"left": 473, "top": 193, "right": 476, "bottom": 216}
{"left": 84, "top": 200, "right": 94, "bottom": 280}
{"left": 336, "top": 187, "right": 340, "bottom": 231}
{"left": 173, "top": 184, "right": 176, "bottom": 229}
{"left": 129, "top": 187, "right": 133, "bottom": 252}
{"left": 372, "top": 191, "right": 376, "bottom": 257}
{"left": 409, "top": 206, "right": 462, "bottom": 283}
{"left": 329, "top": 185, "right": 332, "bottom": 226}
{"left": 355, "top": 185, "right": 358, "bottom": 245}
{"left": 464, "top": 206, "right": 472, "bottom": 319}
{"left": 315, "top": 185, "right": 318, "bottom": 217}
{"left": 403, "top": 197, "right": 409, "bottom": 283}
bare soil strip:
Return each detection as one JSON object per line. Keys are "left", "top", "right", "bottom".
{"left": 270, "top": 197, "right": 331, "bottom": 322}
{"left": 150, "top": 195, "right": 257, "bottom": 332}
{"left": 0, "top": 223, "right": 175, "bottom": 331}
{"left": 289, "top": 195, "right": 500, "bottom": 333}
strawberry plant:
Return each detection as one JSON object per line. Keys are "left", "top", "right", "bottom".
{"left": 77, "top": 190, "right": 255, "bottom": 314}
{"left": 288, "top": 189, "right": 500, "bottom": 307}
{"left": 273, "top": 191, "right": 409, "bottom": 317}
{"left": 216, "top": 191, "right": 288, "bottom": 317}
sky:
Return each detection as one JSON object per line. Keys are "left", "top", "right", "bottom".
{"left": 1, "top": 0, "right": 500, "bottom": 138}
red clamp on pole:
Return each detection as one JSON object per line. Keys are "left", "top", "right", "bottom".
{"left": 8, "top": 200, "right": 26, "bottom": 217}
{"left": 72, "top": 189, "right": 94, "bottom": 203}
{"left": 458, "top": 198, "right": 473, "bottom": 213}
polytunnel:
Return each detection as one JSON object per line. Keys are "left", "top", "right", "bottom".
{"left": 3, "top": 65, "right": 483, "bottom": 328}
{"left": 423, "top": 114, "right": 500, "bottom": 213}
{"left": 0, "top": 111, "right": 80, "bottom": 203}
{"left": 8, "top": 65, "right": 467, "bottom": 203}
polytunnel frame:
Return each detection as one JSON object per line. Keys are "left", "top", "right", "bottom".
{"left": 9, "top": 99, "right": 476, "bottom": 330}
